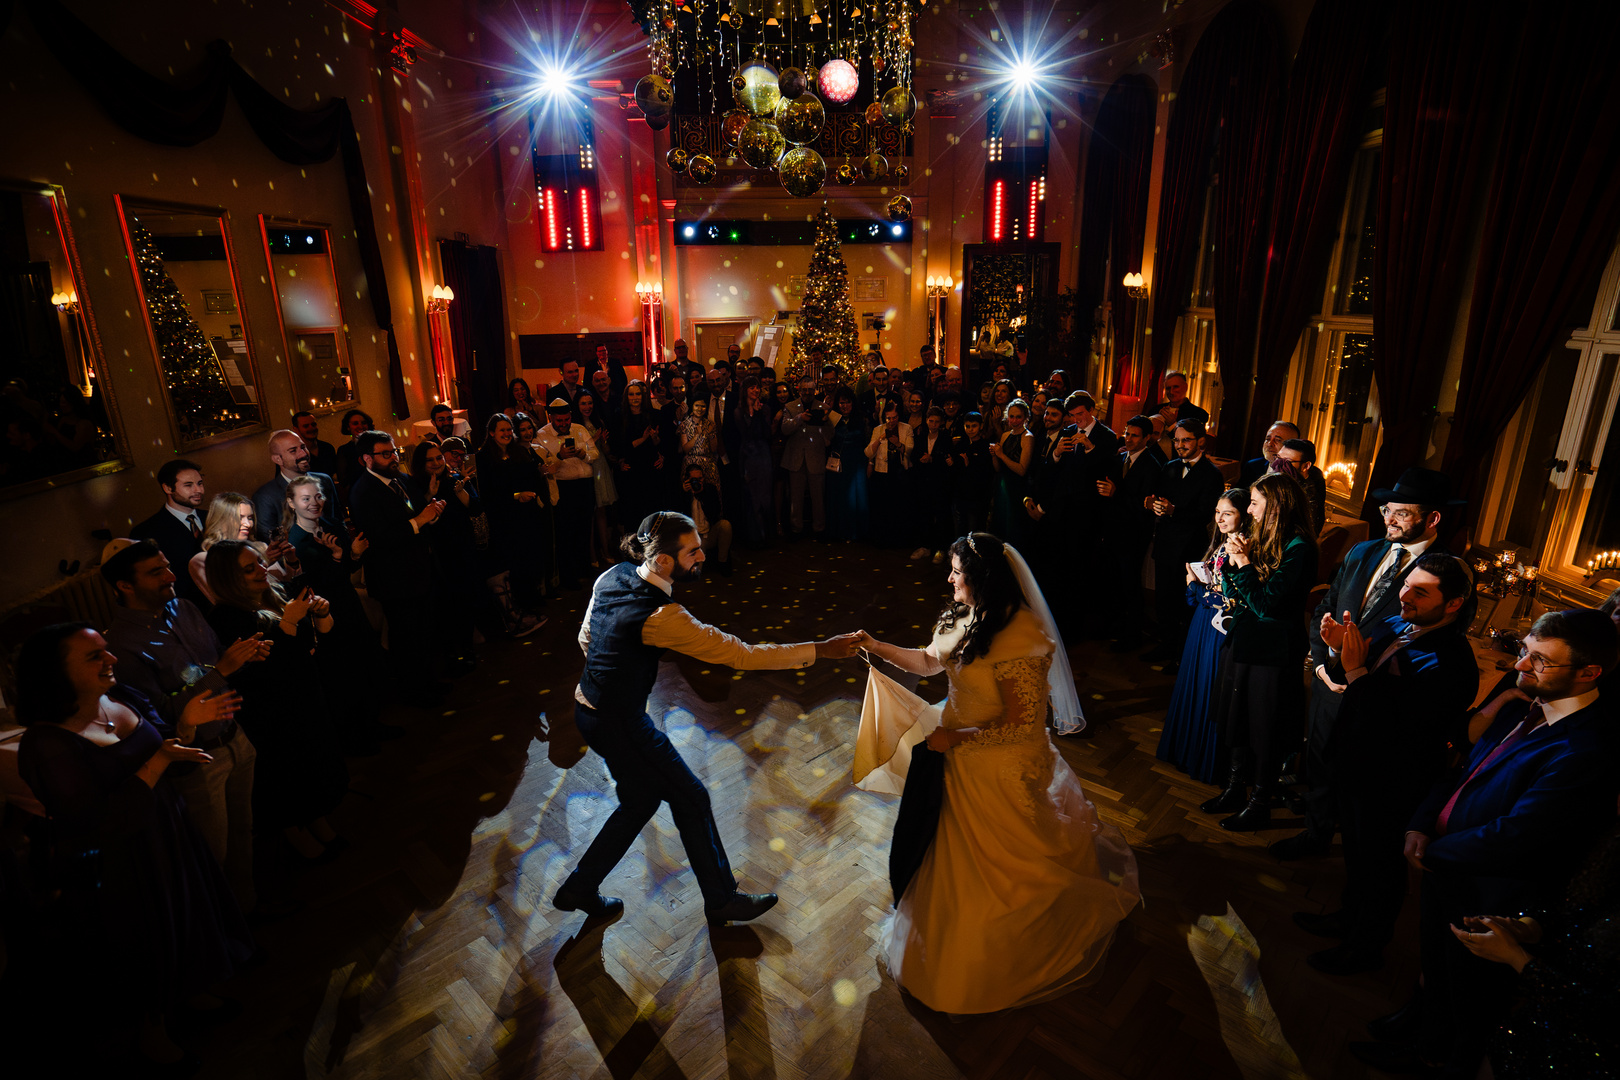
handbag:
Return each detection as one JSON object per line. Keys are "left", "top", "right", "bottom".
{"left": 825, "top": 453, "right": 842, "bottom": 473}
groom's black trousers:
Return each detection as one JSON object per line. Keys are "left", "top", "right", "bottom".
{"left": 889, "top": 744, "right": 946, "bottom": 903}
{"left": 565, "top": 703, "right": 737, "bottom": 907}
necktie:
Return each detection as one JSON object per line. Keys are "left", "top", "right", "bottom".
{"left": 1361, "top": 547, "right": 1408, "bottom": 620}
{"left": 388, "top": 478, "right": 413, "bottom": 511}
{"left": 1122, "top": 452, "right": 1132, "bottom": 476}
{"left": 186, "top": 514, "right": 201, "bottom": 539}
{"left": 1436, "top": 702, "right": 1546, "bottom": 833}
{"left": 1371, "top": 624, "right": 1418, "bottom": 673}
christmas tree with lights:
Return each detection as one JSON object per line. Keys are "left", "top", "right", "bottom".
{"left": 129, "top": 220, "right": 250, "bottom": 440}
{"left": 787, "top": 206, "right": 861, "bottom": 383}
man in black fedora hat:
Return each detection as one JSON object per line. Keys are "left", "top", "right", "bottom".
{"left": 1272, "top": 467, "right": 1466, "bottom": 861}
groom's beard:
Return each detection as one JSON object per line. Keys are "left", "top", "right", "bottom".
{"left": 670, "top": 562, "right": 704, "bottom": 583}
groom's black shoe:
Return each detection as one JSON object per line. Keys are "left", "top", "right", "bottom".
{"left": 553, "top": 884, "right": 624, "bottom": 922}
{"left": 705, "top": 891, "right": 778, "bottom": 926}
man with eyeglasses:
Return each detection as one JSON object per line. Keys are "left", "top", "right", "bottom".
{"left": 1273, "top": 467, "right": 1462, "bottom": 861}
{"left": 1296, "top": 553, "right": 1480, "bottom": 976}
{"left": 1350, "top": 607, "right": 1617, "bottom": 1079}
{"left": 1239, "top": 419, "right": 1299, "bottom": 486}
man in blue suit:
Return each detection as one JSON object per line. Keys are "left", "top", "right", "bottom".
{"left": 1350, "top": 608, "right": 1618, "bottom": 1078}
{"left": 1272, "top": 467, "right": 1463, "bottom": 860}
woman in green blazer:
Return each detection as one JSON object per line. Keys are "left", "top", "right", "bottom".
{"left": 1200, "top": 471, "right": 1319, "bottom": 831}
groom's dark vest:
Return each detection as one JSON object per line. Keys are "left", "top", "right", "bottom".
{"left": 577, "top": 562, "right": 670, "bottom": 716}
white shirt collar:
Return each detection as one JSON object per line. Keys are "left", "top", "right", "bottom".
{"left": 1391, "top": 536, "right": 1436, "bottom": 559}
{"left": 1080, "top": 418, "right": 1096, "bottom": 437}
{"left": 1125, "top": 446, "right": 1146, "bottom": 464}
{"left": 1181, "top": 452, "right": 1204, "bottom": 467}
{"left": 1541, "top": 687, "right": 1602, "bottom": 726}
{"left": 165, "top": 503, "right": 199, "bottom": 526}
{"left": 636, "top": 563, "right": 674, "bottom": 597}
{"left": 367, "top": 466, "right": 399, "bottom": 485}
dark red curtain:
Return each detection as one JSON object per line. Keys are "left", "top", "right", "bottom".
{"left": 1441, "top": 4, "right": 1620, "bottom": 515}
{"left": 1244, "top": 0, "right": 1391, "bottom": 455}
{"left": 1363, "top": 0, "right": 1515, "bottom": 515}
{"left": 1147, "top": 0, "right": 1280, "bottom": 413}
{"left": 1075, "top": 76, "right": 1156, "bottom": 394}
{"left": 10, "top": 0, "right": 410, "bottom": 418}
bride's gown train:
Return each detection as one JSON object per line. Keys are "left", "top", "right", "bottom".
{"left": 857, "top": 609, "right": 1141, "bottom": 1014}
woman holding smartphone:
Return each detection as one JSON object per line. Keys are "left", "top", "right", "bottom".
{"left": 1157, "top": 488, "right": 1250, "bottom": 784}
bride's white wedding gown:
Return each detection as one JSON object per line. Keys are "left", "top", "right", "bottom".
{"left": 871, "top": 609, "right": 1141, "bottom": 1014}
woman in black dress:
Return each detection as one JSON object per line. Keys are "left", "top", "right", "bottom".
{"left": 476, "top": 413, "right": 554, "bottom": 608}
{"left": 204, "top": 540, "right": 349, "bottom": 861}
{"left": 16, "top": 623, "right": 252, "bottom": 1068}
{"left": 611, "top": 379, "right": 669, "bottom": 530}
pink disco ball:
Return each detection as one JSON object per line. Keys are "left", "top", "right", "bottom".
{"left": 818, "top": 59, "right": 859, "bottom": 105}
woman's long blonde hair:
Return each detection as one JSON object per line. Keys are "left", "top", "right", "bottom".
{"left": 204, "top": 539, "right": 287, "bottom": 618}
{"left": 200, "top": 492, "right": 268, "bottom": 558}
{"left": 1247, "top": 472, "right": 1318, "bottom": 580}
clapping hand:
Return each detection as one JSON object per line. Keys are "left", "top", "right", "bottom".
{"left": 283, "top": 587, "right": 314, "bottom": 625}
{"left": 1096, "top": 477, "right": 1116, "bottom": 498}
{"left": 1319, "top": 610, "right": 1351, "bottom": 652}
{"left": 155, "top": 739, "right": 214, "bottom": 766}
{"left": 264, "top": 539, "right": 295, "bottom": 565}
{"left": 1339, "top": 616, "right": 1368, "bottom": 670}
{"left": 349, "top": 530, "right": 369, "bottom": 558}
{"left": 308, "top": 594, "right": 332, "bottom": 619}
{"left": 179, "top": 688, "right": 241, "bottom": 737}
{"left": 217, "top": 634, "right": 272, "bottom": 676}
{"left": 316, "top": 528, "right": 345, "bottom": 561}
{"left": 1223, "top": 533, "right": 1252, "bottom": 567}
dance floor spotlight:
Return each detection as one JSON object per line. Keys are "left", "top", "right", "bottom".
{"left": 1006, "top": 57, "right": 1040, "bottom": 95}
{"left": 535, "top": 62, "right": 576, "bottom": 99}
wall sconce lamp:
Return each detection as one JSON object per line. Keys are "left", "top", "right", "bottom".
{"left": 635, "top": 281, "right": 665, "bottom": 376}
{"left": 426, "top": 284, "right": 455, "bottom": 314}
{"left": 925, "top": 275, "right": 953, "bottom": 353}
{"left": 1122, "top": 272, "right": 1149, "bottom": 300}
{"left": 51, "top": 289, "right": 80, "bottom": 314}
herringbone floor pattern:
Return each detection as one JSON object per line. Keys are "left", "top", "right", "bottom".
{"left": 179, "top": 544, "right": 1434, "bottom": 1080}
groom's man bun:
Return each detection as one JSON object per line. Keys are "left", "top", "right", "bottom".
{"left": 622, "top": 511, "right": 697, "bottom": 563}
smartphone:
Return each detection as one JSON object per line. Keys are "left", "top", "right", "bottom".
{"left": 564, "top": 437, "right": 576, "bottom": 449}
{"left": 1060, "top": 423, "right": 1079, "bottom": 438}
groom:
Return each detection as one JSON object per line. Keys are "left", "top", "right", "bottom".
{"left": 555, "top": 511, "right": 863, "bottom": 925}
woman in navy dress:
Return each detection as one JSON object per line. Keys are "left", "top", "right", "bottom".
{"left": 734, "top": 376, "right": 775, "bottom": 543}
{"left": 16, "top": 623, "right": 253, "bottom": 1068}
{"left": 824, "top": 386, "right": 870, "bottom": 541}
{"left": 1157, "top": 488, "right": 1250, "bottom": 784}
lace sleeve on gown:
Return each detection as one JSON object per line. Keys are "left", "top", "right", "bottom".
{"left": 963, "top": 655, "right": 1052, "bottom": 747}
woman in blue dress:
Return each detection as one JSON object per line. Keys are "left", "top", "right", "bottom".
{"left": 1157, "top": 487, "right": 1250, "bottom": 785}
{"left": 824, "top": 386, "right": 869, "bottom": 541}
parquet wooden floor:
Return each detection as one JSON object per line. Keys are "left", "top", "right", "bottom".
{"left": 100, "top": 543, "right": 1440, "bottom": 1079}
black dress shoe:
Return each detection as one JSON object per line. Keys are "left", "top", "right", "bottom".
{"left": 1291, "top": 909, "right": 1347, "bottom": 939}
{"left": 705, "top": 891, "right": 778, "bottom": 925}
{"left": 1348, "top": 1039, "right": 1441, "bottom": 1076}
{"left": 1199, "top": 785, "right": 1248, "bottom": 815}
{"left": 1270, "top": 831, "right": 1331, "bottom": 860}
{"left": 553, "top": 885, "right": 625, "bottom": 920}
{"left": 1367, "top": 991, "right": 1425, "bottom": 1043}
{"left": 1219, "top": 799, "right": 1273, "bottom": 831}
{"left": 1307, "top": 944, "right": 1384, "bottom": 976}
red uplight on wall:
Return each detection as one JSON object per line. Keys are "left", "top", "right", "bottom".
{"left": 1027, "top": 181, "right": 1040, "bottom": 241}
{"left": 578, "top": 187, "right": 594, "bottom": 250}
{"left": 533, "top": 147, "right": 604, "bottom": 253}
{"left": 541, "top": 188, "right": 562, "bottom": 250}
{"left": 989, "top": 178, "right": 1006, "bottom": 243}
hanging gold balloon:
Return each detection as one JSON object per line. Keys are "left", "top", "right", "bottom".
{"left": 721, "top": 109, "right": 750, "bottom": 147}
{"left": 778, "top": 66, "right": 808, "bottom": 99}
{"left": 778, "top": 146, "right": 827, "bottom": 198}
{"left": 733, "top": 60, "right": 782, "bottom": 117}
{"left": 863, "top": 102, "right": 884, "bottom": 126}
{"left": 860, "top": 151, "right": 889, "bottom": 181}
{"left": 687, "top": 154, "right": 717, "bottom": 185}
{"left": 776, "top": 93, "right": 825, "bottom": 145}
{"left": 887, "top": 194, "right": 912, "bottom": 223}
{"left": 881, "top": 86, "right": 917, "bottom": 126}
{"left": 643, "top": 105, "right": 672, "bottom": 132}
{"left": 835, "top": 161, "right": 857, "bottom": 185}
{"left": 891, "top": 162, "right": 910, "bottom": 185}
{"left": 666, "top": 147, "right": 689, "bottom": 173}
{"left": 737, "top": 118, "right": 787, "bottom": 169}
{"left": 634, "top": 74, "right": 674, "bottom": 114}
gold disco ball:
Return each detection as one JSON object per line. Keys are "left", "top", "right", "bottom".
{"left": 778, "top": 66, "right": 808, "bottom": 99}
{"left": 860, "top": 151, "right": 889, "bottom": 181}
{"left": 891, "top": 163, "right": 911, "bottom": 185}
{"left": 687, "top": 154, "right": 717, "bottom": 185}
{"left": 778, "top": 146, "right": 827, "bottom": 198}
{"left": 721, "top": 109, "right": 750, "bottom": 147}
{"left": 666, "top": 147, "right": 689, "bottom": 173}
{"left": 887, "top": 194, "right": 912, "bottom": 223}
{"left": 835, "top": 161, "right": 857, "bottom": 185}
{"left": 776, "top": 93, "right": 825, "bottom": 145}
{"left": 864, "top": 102, "right": 884, "bottom": 126}
{"left": 881, "top": 86, "right": 918, "bottom": 126}
{"left": 732, "top": 60, "right": 782, "bottom": 117}
{"left": 737, "top": 118, "right": 787, "bottom": 169}
{"left": 634, "top": 73, "right": 674, "bottom": 114}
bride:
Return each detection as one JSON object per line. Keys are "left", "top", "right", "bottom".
{"left": 854, "top": 532, "right": 1140, "bottom": 1014}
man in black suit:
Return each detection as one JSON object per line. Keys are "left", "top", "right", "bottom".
{"left": 251, "top": 430, "right": 340, "bottom": 542}
{"left": 1101, "top": 414, "right": 1168, "bottom": 652}
{"left": 855, "top": 365, "right": 901, "bottom": 428}
{"left": 1239, "top": 420, "right": 1299, "bottom": 486}
{"left": 1352, "top": 609, "right": 1618, "bottom": 1078}
{"left": 546, "top": 359, "right": 589, "bottom": 421}
{"left": 1143, "top": 420, "right": 1225, "bottom": 668}
{"left": 1149, "top": 370, "right": 1211, "bottom": 437}
{"left": 129, "top": 458, "right": 209, "bottom": 608}
{"left": 1028, "top": 392, "right": 1119, "bottom": 632}
{"left": 292, "top": 410, "right": 339, "bottom": 478}
{"left": 1294, "top": 554, "right": 1480, "bottom": 976}
{"left": 592, "top": 343, "right": 629, "bottom": 395}
{"left": 1272, "top": 466, "right": 1461, "bottom": 860}
{"left": 346, "top": 431, "right": 453, "bottom": 698}
{"left": 704, "top": 361, "right": 743, "bottom": 519}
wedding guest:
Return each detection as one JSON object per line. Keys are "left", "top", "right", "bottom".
{"left": 590, "top": 368, "right": 619, "bottom": 426}
{"left": 478, "top": 414, "right": 553, "bottom": 609}
{"left": 1201, "top": 471, "right": 1317, "bottom": 831}
{"left": 682, "top": 464, "right": 732, "bottom": 574}
{"left": 16, "top": 623, "right": 252, "bottom": 1069}
{"left": 536, "top": 397, "right": 599, "bottom": 590}
{"left": 130, "top": 458, "right": 209, "bottom": 608}
{"left": 204, "top": 541, "right": 350, "bottom": 864}
{"left": 856, "top": 365, "right": 899, "bottom": 428}
{"left": 1101, "top": 415, "right": 1168, "bottom": 652}
{"left": 1240, "top": 420, "right": 1299, "bottom": 486}
{"left": 547, "top": 360, "right": 588, "bottom": 420}
{"left": 865, "top": 400, "right": 913, "bottom": 548}
{"left": 591, "top": 343, "right": 628, "bottom": 400}
{"left": 901, "top": 389, "right": 927, "bottom": 438}
{"left": 679, "top": 396, "right": 719, "bottom": 488}
{"left": 612, "top": 380, "right": 669, "bottom": 531}
{"left": 1273, "top": 437, "right": 1327, "bottom": 535}
{"left": 988, "top": 400, "right": 1034, "bottom": 549}
{"left": 251, "top": 430, "right": 339, "bottom": 543}
{"left": 705, "top": 362, "right": 744, "bottom": 519}
{"left": 504, "top": 377, "right": 537, "bottom": 419}
{"left": 1157, "top": 489, "right": 1249, "bottom": 781}
{"left": 577, "top": 391, "right": 618, "bottom": 567}
{"left": 986, "top": 380, "right": 1014, "bottom": 440}
{"left": 333, "top": 408, "right": 373, "bottom": 498}
{"left": 949, "top": 411, "right": 994, "bottom": 537}
{"left": 908, "top": 406, "right": 952, "bottom": 563}
{"left": 781, "top": 374, "right": 838, "bottom": 539}
{"left": 825, "top": 386, "right": 869, "bottom": 543}
{"left": 1144, "top": 420, "right": 1226, "bottom": 668}
{"left": 292, "top": 410, "right": 339, "bottom": 478}
{"left": 733, "top": 376, "right": 775, "bottom": 545}
{"left": 100, "top": 538, "right": 266, "bottom": 912}
{"left": 1150, "top": 370, "right": 1210, "bottom": 433}
{"left": 1354, "top": 610, "right": 1617, "bottom": 1078}
{"left": 189, "top": 493, "right": 294, "bottom": 607}
{"left": 1298, "top": 554, "right": 1479, "bottom": 976}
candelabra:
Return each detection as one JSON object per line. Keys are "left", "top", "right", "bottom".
{"left": 925, "top": 275, "right": 952, "bottom": 353}
{"left": 1473, "top": 548, "right": 1540, "bottom": 640}
{"left": 425, "top": 285, "right": 455, "bottom": 404}
{"left": 635, "top": 281, "right": 665, "bottom": 377}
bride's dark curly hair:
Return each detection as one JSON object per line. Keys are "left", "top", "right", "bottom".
{"left": 935, "top": 532, "right": 1024, "bottom": 664}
